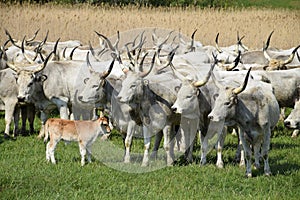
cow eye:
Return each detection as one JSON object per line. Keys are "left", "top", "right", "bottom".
{"left": 130, "top": 84, "right": 136, "bottom": 88}
{"left": 92, "top": 85, "right": 98, "bottom": 89}
{"left": 186, "top": 95, "right": 193, "bottom": 99}
{"left": 224, "top": 101, "right": 231, "bottom": 106}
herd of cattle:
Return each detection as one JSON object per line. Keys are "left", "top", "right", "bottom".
{"left": 0, "top": 28, "right": 299, "bottom": 177}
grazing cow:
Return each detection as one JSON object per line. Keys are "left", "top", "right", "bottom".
{"left": 208, "top": 69, "right": 280, "bottom": 177}
{"left": 44, "top": 116, "right": 111, "bottom": 166}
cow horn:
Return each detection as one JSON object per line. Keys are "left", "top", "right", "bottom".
{"left": 39, "top": 30, "right": 49, "bottom": 47}
{"left": 264, "top": 30, "right": 274, "bottom": 51}
{"left": 26, "top": 28, "right": 40, "bottom": 43}
{"left": 283, "top": 45, "right": 300, "bottom": 65}
{"left": 138, "top": 52, "right": 149, "bottom": 73}
{"left": 193, "top": 62, "right": 215, "bottom": 87}
{"left": 263, "top": 42, "right": 271, "bottom": 61}
{"left": 7, "top": 62, "right": 20, "bottom": 72}
{"left": 226, "top": 51, "right": 241, "bottom": 71}
{"left": 33, "top": 51, "right": 53, "bottom": 73}
{"left": 215, "top": 33, "right": 223, "bottom": 53}
{"left": 140, "top": 52, "right": 155, "bottom": 78}
{"left": 86, "top": 52, "right": 94, "bottom": 72}
{"left": 101, "top": 59, "right": 115, "bottom": 79}
{"left": 70, "top": 46, "right": 79, "bottom": 60}
{"left": 95, "top": 31, "right": 115, "bottom": 51}
{"left": 233, "top": 67, "right": 252, "bottom": 95}
{"left": 21, "top": 36, "right": 35, "bottom": 64}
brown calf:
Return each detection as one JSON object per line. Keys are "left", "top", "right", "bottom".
{"left": 44, "top": 116, "right": 111, "bottom": 166}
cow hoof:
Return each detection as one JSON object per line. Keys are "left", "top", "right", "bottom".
{"left": 216, "top": 162, "right": 224, "bottom": 169}
{"left": 264, "top": 172, "right": 272, "bottom": 176}
{"left": 254, "top": 163, "right": 260, "bottom": 170}
{"left": 245, "top": 173, "right": 252, "bottom": 178}
{"left": 141, "top": 162, "right": 149, "bottom": 167}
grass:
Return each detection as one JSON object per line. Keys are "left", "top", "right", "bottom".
{"left": 0, "top": 115, "right": 299, "bottom": 199}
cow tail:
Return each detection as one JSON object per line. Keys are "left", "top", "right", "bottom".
{"left": 43, "top": 121, "right": 49, "bottom": 144}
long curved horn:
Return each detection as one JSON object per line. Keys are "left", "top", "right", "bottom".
{"left": 190, "top": 29, "right": 197, "bottom": 52}
{"left": 69, "top": 46, "right": 78, "bottom": 60}
{"left": 193, "top": 62, "right": 215, "bottom": 87}
{"left": 21, "top": 36, "right": 35, "bottom": 64}
{"left": 86, "top": 51, "right": 94, "bottom": 72}
{"left": 7, "top": 62, "right": 20, "bottom": 72}
{"left": 26, "top": 28, "right": 40, "bottom": 43}
{"left": 225, "top": 51, "right": 241, "bottom": 71}
{"left": 233, "top": 67, "right": 252, "bottom": 95}
{"left": 101, "top": 59, "right": 115, "bottom": 79}
{"left": 140, "top": 52, "right": 155, "bottom": 78}
{"left": 95, "top": 31, "right": 115, "bottom": 51}
{"left": 215, "top": 33, "right": 223, "bottom": 53}
{"left": 39, "top": 30, "right": 49, "bottom": 47}
{"left": 264, "top": 30, "right": 274, "bottom": 50}
{"left": 138, "top": 52, "right": 149, "bottom": 72}
{"left": 263, "top": 42, "right": 271, "bottom": 61}
{"left": 33, "top": 51, "right": 53, "bottom": 73}
{"left": 5, "top": 29, "right": 18, "bottom": 45}
{"left": 283, "top": 45, "right": 300, "bottom": 65}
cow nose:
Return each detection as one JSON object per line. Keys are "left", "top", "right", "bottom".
{"left": 284, "top": 121, "right": 290, "bottom": 127}
{"left": 78, "top": 96, "right": 83, "bottom": 101}
{"left": 171, "top": 107, "right": 177, "bottom": 112}
{"left": 208, "top": 115, "right": 213, "bottom": 120}
{"left": 18, "top": 96, "right": 25, "bottom": 102}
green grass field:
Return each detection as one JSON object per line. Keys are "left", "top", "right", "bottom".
{"left": 0, "top": 115, "right": 299, "bottom": 199}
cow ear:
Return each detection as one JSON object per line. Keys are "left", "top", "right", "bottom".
{"left": 143, "top": 79, "right": 149, "bottom": 86}
{"left": 101, "top": 80, "right": 106, "bottom": 87}
{"left": 39, "top": 74, "right": 47, "bottom": 82}
{"left": 84, "top": 78, "right": 89, "bottom": 84}
{"left": 174, "top": 86, "right": 180, "bottom": 93}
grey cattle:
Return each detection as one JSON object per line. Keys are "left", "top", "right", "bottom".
{"left": 208, "top": 69, "right": 280, "bottom": 177}
{"left": 170, "top": 64, "right": 228, "bottom": 166}
{"left": 0, "top": 68, "right": 35, "bottom": 137}
{"left": 117, "top": 53, "right": 182, "bottom": 166}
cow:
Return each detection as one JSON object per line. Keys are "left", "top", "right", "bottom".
{"left": 0, "top": 68, "right": 36, "bottom": 138}
{"left": 208, "top": 68, "right": 280, "bottom": 177}
{"left": 43, "top": 115, "right": 111, "bottom": 166}
{"left": 117, "top": 52, "right": 185, "bottom": 166}
{"left": 284, "top": 100, "right": 300, "bottom": 138}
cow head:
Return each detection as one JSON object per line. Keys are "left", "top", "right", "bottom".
{"left": 284, "top": 100, "right": 300, "bottom": 129}
{"left": 208, "top": 68, "right": 252, "bottom": 122}
{"left": 117, "top": 53, "right": 155, "bottom": 103}
{"left": 78, "top": 53, "right": 114, "bottom": 104}
{"left": 171, "top": 64, "right": 214, "bottom": 118}
{"left": 7, "top": 53, "right": 52, "bottom": 103}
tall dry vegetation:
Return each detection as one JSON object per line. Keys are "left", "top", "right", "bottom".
{"left": 0, "top": 3, "right": 299, "bottom": 49}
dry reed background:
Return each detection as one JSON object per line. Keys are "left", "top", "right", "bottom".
{"left": 0, "top": 4, "right": 299, "bottom": 50}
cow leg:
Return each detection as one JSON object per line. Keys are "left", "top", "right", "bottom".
{"left": 253, "top": 142, "right": 261, "bottom": 170}
{"left": 216, "top": 128, "right": 226, "bottom": 168}
{"left": 150, "top": 131, "right": 163, "bottom": 160}
{"left": 141, "top": 126, "right": 151, "bottom": 167}
{"left": 124, "top": 121, "right": 135, "bottom": 163}
{"left": 239, "top": 130, "right": 252, "bottom": 177}
{"left": 21, "top": 105, "right": 27, "bottom": 135}
{"left": 86, "top": 144, "right": 92, "bottom": 164}
{"left": 27, "top": 105, "right": 35, "bottom": 135}
{"left": 12, "top": 105, "right": 21, "bottom": 138}
{"left": 79, "top": 141, "right": 87, "bottom": 166}
{"left": 38, "top": 111, "right": 48, "bottom": 139}
{"left": 186, "top": 120, "right": 198, "bottom": 164}
{"left": 46, "top": 139, "right": 58, "bottom": 164}
{"left": 53, "top": 99, "right": 69, "bottom": 119}
{"left": 262, "top": 128, "right": 272, "bottom": 176}
{"left": 163, "top": 124, "right": 175, "bottom": 166}
{"left": 291, "top": 129, "right": 299, "bottom": 138}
